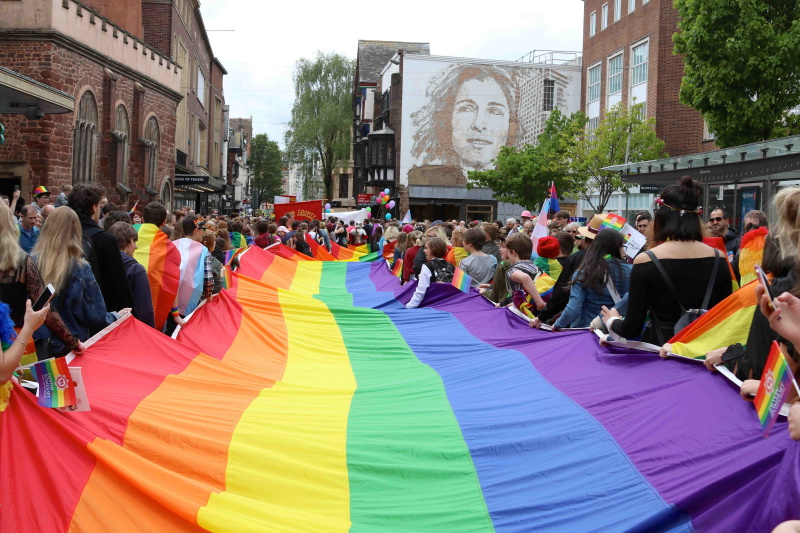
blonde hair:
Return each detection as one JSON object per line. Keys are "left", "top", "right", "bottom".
{"left": 423, "top": 225, "right": 449, "bottom": 246}
{"left": 408, "top": 230, "right": 423, "bottom": 247}
{"left": 384, "top": 226, "right": 400, "bottom": 242}
{"left": 451, "top": 229, "right": 463, "bottom": 248}
{"left": 33, "top": 207, "right": 86, "bottom": 292}
{"left": 0, "top": 199, "right": 25, "bottom": 272}
{"left": 773, "top": 186, "right": 800, "bottom": 260}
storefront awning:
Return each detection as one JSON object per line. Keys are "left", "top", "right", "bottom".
{"left": 0, "top": 67, "right": 74, "bottom": 115}
{"left": 174, "top": 174, "right": 227, "bottom": 194}
{"left": 602, "top": 135, "right": 800, "bottom": 185}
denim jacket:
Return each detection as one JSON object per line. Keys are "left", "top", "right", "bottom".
{"left": 554, "top": 260, "right": 632, "bottom": 329}
{"left": 35, "top": 260, "right": 115, "bottom": 352}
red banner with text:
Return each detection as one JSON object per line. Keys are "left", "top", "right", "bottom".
{"left": 273, "top": 200, "right": 322, "bottom": 221}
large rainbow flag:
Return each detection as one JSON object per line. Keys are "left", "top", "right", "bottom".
{"left": 668, "top": 280, "right": 759, "bottom": 359}
{"left": 133, "top": 223, "right": 181, "bottom": 330}
{"left": 2, "top": 254, "right": 799, "bottom": 531}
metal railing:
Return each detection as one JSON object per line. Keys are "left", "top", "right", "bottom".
{"left": 516, "top": 50, "right": 583, "bottom": 66}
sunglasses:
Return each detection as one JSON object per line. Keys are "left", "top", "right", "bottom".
{"left": 708, "top": 217, "right": 724, "bottom": 223}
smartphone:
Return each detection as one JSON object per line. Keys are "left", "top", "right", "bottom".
{"left": 14, "top": 185, "right": 19, "bottom": 191}
{"left": 755, "top": 264, "right": 776, "bottom": 306}
{"left": 32, "top": 284, "right": 56, "bottom": 312}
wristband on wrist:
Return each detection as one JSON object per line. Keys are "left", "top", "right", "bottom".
{"left": 170, "top": 307, "right": 180, "bottom": 318}
{"left": 604, "top": 316, "right": 623, "bottom": 341}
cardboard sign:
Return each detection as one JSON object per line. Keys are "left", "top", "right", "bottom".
{"left": 620, "top": 223, "right": 647, "bottom": 259}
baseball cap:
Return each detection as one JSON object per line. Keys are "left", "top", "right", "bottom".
{"left": 277, "top": 226, "right": 289, "bottom": 233}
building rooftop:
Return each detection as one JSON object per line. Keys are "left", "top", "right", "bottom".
{"left": 356, "top": 40, "right": 430, "bottom": 84}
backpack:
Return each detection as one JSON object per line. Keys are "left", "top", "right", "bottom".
{"left": 645, "top": 249, "right": 721, "bottom": 343}
{"left": 428, "top": 258, "right": 455, "bottom": 284}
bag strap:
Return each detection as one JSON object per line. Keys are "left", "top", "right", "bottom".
{"left": 701, "top": 249, "right": 721, "bottom": 311}
{"left": 644, "top": 250, "right": 687, "bottom": 313}
{"left": 605, "top": 276, "right": 621, "bottom": 304}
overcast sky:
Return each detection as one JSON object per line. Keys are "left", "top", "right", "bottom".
{"left": 201, "top": 1, "right": 585, "bottom": 147}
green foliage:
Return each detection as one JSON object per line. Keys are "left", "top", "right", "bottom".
{"left": 570, "top": 102, "right": 665, "bottom": 213}
{"left": 249, "top": 133, "right": 284, "bottom": 204}
{"left": 467, "top": 109, "right": 587, "bottom": 209}
{"left": 674, "top": 0, "right": 800, "bottom": 147}
{"left": 284, "top": 51, "right": 354, "bottom": 199}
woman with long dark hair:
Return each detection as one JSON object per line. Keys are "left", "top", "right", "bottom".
{"left": 602, "top": 176, "right": 732, "bottom": 344}
{"left": 552, "top": 229, "right": 631, "bottom": 329}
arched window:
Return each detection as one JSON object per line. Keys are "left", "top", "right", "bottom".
{"left": 143, "top": 117, "right": 160, "bottom": 191}
{"left": 160, "top": 177, "right": 174, "bottom": 211}
{"left": 112, "top": 105, "right": 130, "bottom": 188}
{"left": 72, "top": 91, "right": 98, "bottom": 183}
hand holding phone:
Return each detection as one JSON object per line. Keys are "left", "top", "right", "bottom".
{"left": 32, "top": 284, "right": 56, "bottom": 312}
{"left": 755, "top": 265, "right": 776, "bottom": 309}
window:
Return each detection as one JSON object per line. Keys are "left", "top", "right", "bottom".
{"left": 174, "top": 40, "right": 189, "bottom": 153}
{"left": 143, "top": 117, "right": 160, "bottom": 190}
{"left": 631, "top": 41, "right": 649, "bottom": 86}
{"left": 614, "top": 0, "right": 621, "bottom": 21}
{"left": 197, "top": 121, "right": 208, "bottom": 168}
{"left": 703, "top": 120, "right": 716, "bottom": 141}
{"left": 72, "top": 91, "right": 98, "bottom": 183}
{"left": 338, "top": 173, "right": 350, "bottom": 198}
{"left": 628, "top": 0, "right": 635, "bottom": 13}
{"left": 608, "top": 55, "right": 623, "bottom": 96}
{"left": 589, "top": 12, "right": 597, "bottom": 36}
{"left": 543, "top": 79, "right": 555, "bottom": 111}
{"left": 213, "top": 96, "right": 222, "bottom": 175}
{"left": 160, "top": 178, "right": 173, "bottom": 211}
{"left": 197, "top": 68, "right": 206, "bottom": 107}
{"left": 112, "top": 105, "right": 130, "bottom": 187}
{"left": 588, "top": 64, "right": 601, "bottom": 103}
{"left": 601, "top": 4, "right": 608, "bottom": 30}
{"left": 587, "top": 117, "right": 600, "bottom": 137}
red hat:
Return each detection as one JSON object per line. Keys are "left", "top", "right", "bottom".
{"left": 537, "top": 236, "right": 560, "bottom": 259}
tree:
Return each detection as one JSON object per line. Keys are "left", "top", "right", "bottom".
{"left": 284, "top": 51, "right": 354, "bottom": 200}
{"left": 249, "top": 133, "right": 284, "bottom": 207}
{"left": 569, "top": 102, "right": 666, "bottom": 213}
{"left": 674, "top": 0, "right": 800, "bottom": 147}
{"left": 467, "top": 109, "right": 587, "bottom": 209}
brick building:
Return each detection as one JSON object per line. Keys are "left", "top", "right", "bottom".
{"left": 0, "top": 0, "right": 181, "bottom": 210}
{"left": 580, "top": 0, "right": 715, "bottom": 155}
{"left": 142, "top": 0, "right": 228, "bottom": 213}
{"left": 578, "top": 0, "right": 719, "bottom": 218}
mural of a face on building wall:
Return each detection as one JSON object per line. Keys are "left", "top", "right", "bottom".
{"left": 411, "top": 64, "right": 521, "bottom": 173}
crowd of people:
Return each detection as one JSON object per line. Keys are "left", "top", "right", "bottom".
{"left": 2, "top": 177, "right": 800, "bottom": 459}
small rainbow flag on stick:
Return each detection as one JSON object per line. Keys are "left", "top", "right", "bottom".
{"left": 754, "top": 341, "right": 799, "bottom": 437}
{"left": 392, "top": 259, "right": 403, "bottom": 278}
{"left": 601, "top": 213, "right": 627, "bottom": 232}
{"left": 30, "top": 357, "right": 77, "bottom": 408}
{"left": 451, "top": 268, "right": 472, "bottom": 293}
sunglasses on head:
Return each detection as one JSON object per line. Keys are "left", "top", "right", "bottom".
{"left": 708, "top": 217, "right": 724, "bottom": 223}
